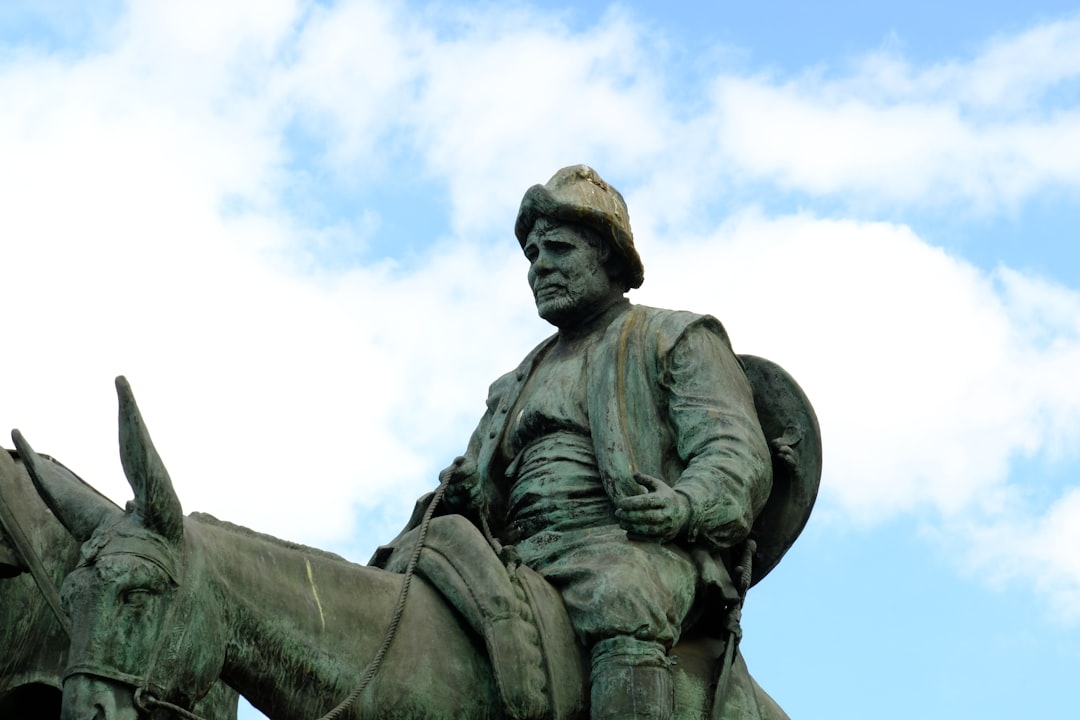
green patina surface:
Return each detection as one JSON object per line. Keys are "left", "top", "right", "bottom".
{"left": 11, "top": 165, "right": 818, "bottom": 720}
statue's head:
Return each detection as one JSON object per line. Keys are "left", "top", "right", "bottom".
{"left": 515, "top": 165, "right": 644, "bottom": 292}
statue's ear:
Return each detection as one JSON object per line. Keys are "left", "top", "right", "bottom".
{"left": 116, "top": 376, "right": 184, "bottom": 544}
{"left": 12, "top": 430, "right": 121, "bottom": 541}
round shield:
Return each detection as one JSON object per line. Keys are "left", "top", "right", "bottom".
{"left": 738, "top": 355, "right": 822, "bottom": 588}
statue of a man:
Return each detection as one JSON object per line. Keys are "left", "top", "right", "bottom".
{"left": 426, "top": 165, "right": 774, "bottom": 720}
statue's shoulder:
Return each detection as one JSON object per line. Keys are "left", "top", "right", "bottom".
{"left": 627, "top": 304, "right": 734, "bottom": 353}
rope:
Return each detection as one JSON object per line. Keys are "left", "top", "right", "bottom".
{"left": 313, "top": 474, "right": 450, "bottom": 720}
{"left": 135, "top": 688, "right": 208, "bottom": 720}
{"left": 132, "top": 474, "right": 450, "bottom": 720}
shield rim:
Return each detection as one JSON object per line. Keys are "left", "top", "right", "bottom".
{"left": 738, "top": 354, "right": 822, "bottom": 589}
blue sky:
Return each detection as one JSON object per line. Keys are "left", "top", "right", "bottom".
{"left": 2, "top": 2, "right": 1079, "bottom": 718}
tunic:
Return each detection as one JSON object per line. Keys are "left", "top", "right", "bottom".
{"left": 463, "top": 303, "right": 772, "bottom": 647}
{"left": 500, "top": 329, "right": 696, "bottom": 646}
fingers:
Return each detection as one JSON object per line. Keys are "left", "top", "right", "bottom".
{"left": 444, "top": 456, "right": 467, "bottom": 477}
{"left": 615, "top": 480, "right": 691, "bottom": 543}
{"left": 615, "top": 504, "right": 672, "bottom": 534}
{"left": 616, "top": 478, "right": 668, "bottom": 534}
{"left": 616, "top": 493, "right": 668, "bottom": 511}
{"left": 439, "top": 456, "right": 481, "bottom": 509}
{"left": 616, "top": 473, "right": 669, "bottom": 510}
{"left": 617, "top": 510, "right": 668, "bottom": 530}
{"left": 776, "top": 445, "right": 798, "bottom": 469}
{"left": 633, "top": 472, "right": 663, "bottom": 492}
{"left": 439, "top": 456, "right": 475, "bottom": 484}
{"left": 616, "top": 509, "right": 677, "bottom": 542}
{"left": 443, "top": 478, "right": 482, "bottom": 510}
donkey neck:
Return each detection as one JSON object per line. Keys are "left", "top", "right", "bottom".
{"left": 191, "top": 517, "right": 406, "bottom": 719}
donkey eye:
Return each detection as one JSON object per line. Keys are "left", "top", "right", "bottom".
{"left": 122, "top": 588, "right": 155, "bottom": 605}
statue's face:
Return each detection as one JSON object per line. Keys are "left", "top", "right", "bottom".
{"left": 524, "top": 221, "right": 621, "bottom": 327}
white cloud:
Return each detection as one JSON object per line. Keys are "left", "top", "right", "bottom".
{"left": 940, "top": 18, "right": 1080, "bottom": 111}
{"left": 958, "top": 486, "right": 1080, "bottom": 624}
{"left": 405, "top": 7, "right": 671, "bottom": 236}
{"left": 278, "top": 0, "right": 424, "bottom": 173}
{"left": 2, "top": 1, "right": 1080, "bottom": 624}
{"left": 708, "top": 83, "right": 1080, "bottom": 212}
{"left": 705, "top": 18, "right": 1080, "bottom": 211}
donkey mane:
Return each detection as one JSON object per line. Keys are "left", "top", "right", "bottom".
{"left": 188, "top": 511, "right": 348, "bottom": 564}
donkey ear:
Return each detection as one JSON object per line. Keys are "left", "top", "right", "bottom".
{"left": 116, "top": 376, "right": 184, "bottom": 544}
{"left": 11, "top": 430, "right": 121, "bottom": 541}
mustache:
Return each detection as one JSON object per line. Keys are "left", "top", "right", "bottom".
{"left": 532, "top": 282, "right": 567, "bottom": 296}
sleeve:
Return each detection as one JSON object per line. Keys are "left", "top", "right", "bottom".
{"left": 664, "top": 321, "right": 773, "bottom": 549}
{"left": 440, "top": 380, "right": 509, "bottom": 533}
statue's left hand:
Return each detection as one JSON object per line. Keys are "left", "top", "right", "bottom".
{"left": 614, "top": 473, "right": 691, "bottom": 543}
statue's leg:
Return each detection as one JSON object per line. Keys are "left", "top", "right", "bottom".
{"left": 590, "top": 637, "right": 673, "bottom": 720}
{"left": 518, "top": 527, "right": 696, "bottom": 720}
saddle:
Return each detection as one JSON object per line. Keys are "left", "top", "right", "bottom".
{"left": 373, "top": 512, "right": 585, "bottom": 720}
{"left": 372, "top": 511, "right": 789, "bottom": 720}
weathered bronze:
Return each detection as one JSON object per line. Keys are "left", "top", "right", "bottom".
{"left": 18, "top": 165, "right": 820, "bottom": 720}
{"left": 375, "top": 165, "right": 820, "bottom": 720}
{"left": 0, "top": 449, "right": 239, "bottom": 719}
{"left": 0, "top": 449, "right": 74, "bottom": 718}
{"left": 16, "top": 390, "right": 568, "bottom": 719}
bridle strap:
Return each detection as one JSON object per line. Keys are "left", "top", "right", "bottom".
{"left": 136, "top": 538, "right": 201, "bottom": 712}
{"left": 65, "top": 536, "right": 200, "bottom": 717}
{"left": 64, "top": 666, "right": 154, "bottom": 692}
{"left": 0, "top": 451, "right": 72, "bottom": 637}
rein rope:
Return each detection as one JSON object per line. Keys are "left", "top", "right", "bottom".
{"left": 312, "top": 475, "right": 449, "bottom": 720}
{"left": 135, "top": 474, "right": 450, "bottom": 720}
{"left": 135, "top": 687, "right": 209, "bottom": 720}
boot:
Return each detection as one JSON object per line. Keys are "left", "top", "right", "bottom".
{"left": 590, "top": 637, "right": 674, "bottom": 720}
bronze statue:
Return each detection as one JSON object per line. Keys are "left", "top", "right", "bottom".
{"left": 16, "top": 165, "right": 819, "bottom": 720}
{"left": 373, "top": 165, "right": 818, "bottom": 720}
{"left": 0, "top": 449, "right": 238, "bottom": 719}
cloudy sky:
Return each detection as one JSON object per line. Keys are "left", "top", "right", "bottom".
{"left": 2, "top": 1, "right": 1079, "bottom": 718}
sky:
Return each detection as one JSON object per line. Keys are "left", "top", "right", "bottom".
{"left": 1, "top": 1, "right": 1079, "bottom": 718}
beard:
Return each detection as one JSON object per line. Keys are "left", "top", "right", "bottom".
{"left": 533, "top": 275, "right": 616, "bottom": 327}
{"left": 534, "top": 287, "right": 580, "bottom": 325}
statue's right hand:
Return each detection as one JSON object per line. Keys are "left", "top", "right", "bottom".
{"left": 440, "top": 456, "right": 483, "bottom": 510}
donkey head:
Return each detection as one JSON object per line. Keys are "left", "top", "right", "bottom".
{"left": 18, "top": 377, "right": 225, "bottom": 720}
